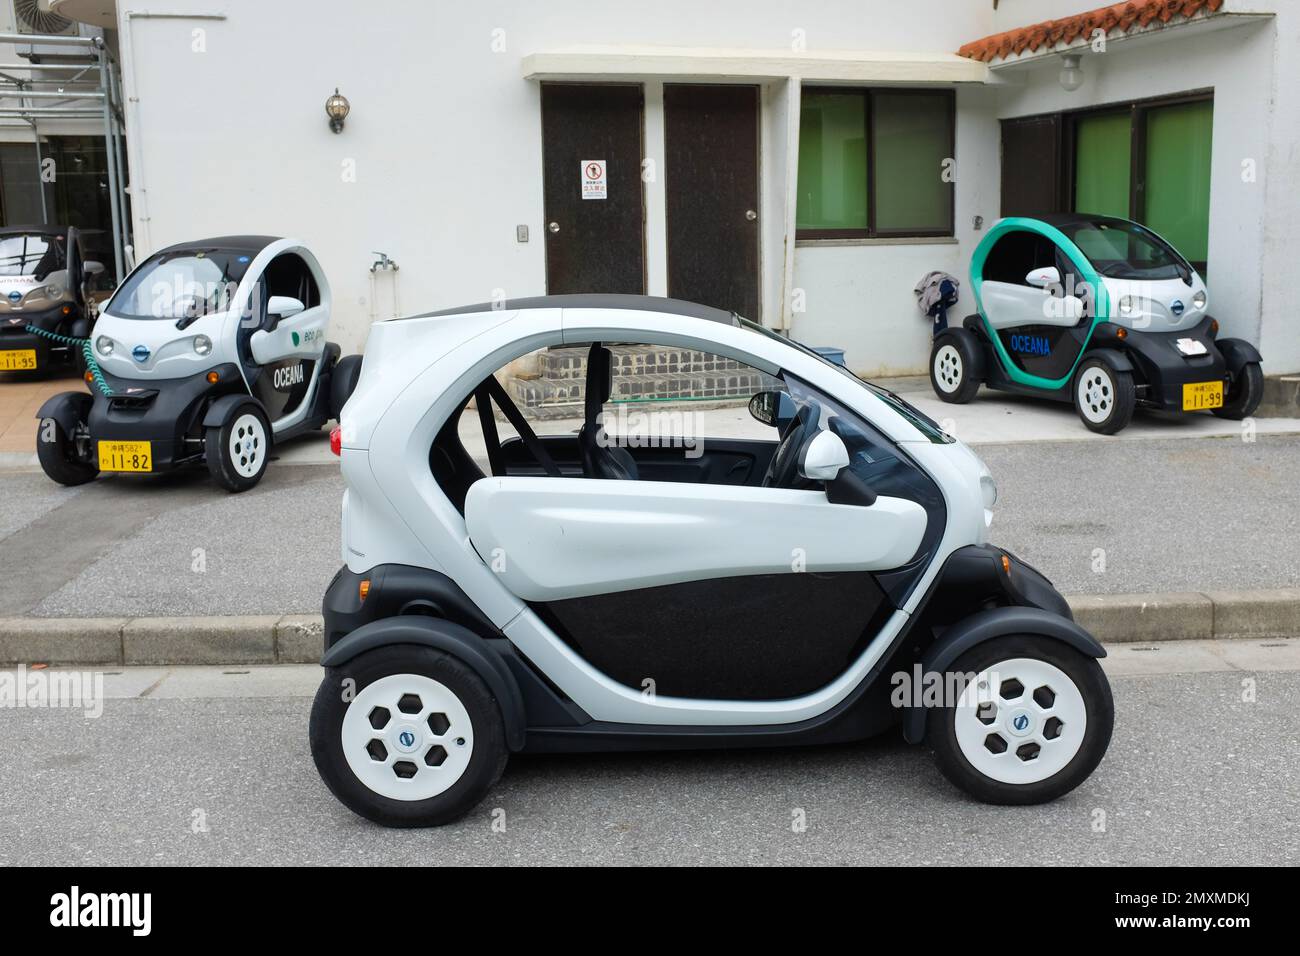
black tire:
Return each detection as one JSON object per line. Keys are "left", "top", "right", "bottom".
{"left": 1212, "top": 361, "right": 1263, "bottom": 420}
{"left": 35, "top": 402, "right": 97, "bottom": 487}
{"left": 204, "top": 402, "right": 271, "bottom": 492}
{"left": 310, "top": 644, "right": 508, "bottom": 828}
{"left": 928, "top": 635, "right": 1113, "bottom": 805}
{"left": 330, "top": 354, "right": 363, "bottom": 420}
{"left": 1072, "top": 355, "right": 1136, "bottom": 434}
{"left": 929, "top": 330, "right": 981, "bottom": 404}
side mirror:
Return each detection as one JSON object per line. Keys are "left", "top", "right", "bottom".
{"left": 799, "top": 429, "right": 850, "bottom": 481}
{"left": 748, "top": 390, "right": 783, "bottom": 427}
{"left": 1025, "top": 265, "right": 1060, "bottom": 289}
{"left": 83, "top": 260, "right": 105, "bottom": 277}
{"left": 267, "top": 295, "right": 305, "bottom": 321}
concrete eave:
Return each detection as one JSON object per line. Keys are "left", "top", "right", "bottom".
{"left": 522, "top": 46, "right": 989, "bottom": 85}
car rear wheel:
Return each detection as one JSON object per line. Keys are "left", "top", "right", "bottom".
{"left": 929, "top": 330, "right": 980, "bottom": 404}
{"left": 205, "top": 404, "right": 270, "bottom": 492}
{"left": 928, "top": 635, "right": 1113, "bottom": 804}
{"left": 1072, "top": 356, "right": 1135, "bottom": 434}
{"left": 1212, "top": 361, "right": 1263, "bottom": 420}
{"left": 310, "top": 644, "right": 507, "bottom": 827}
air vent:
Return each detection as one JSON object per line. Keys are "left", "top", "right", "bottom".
{"left": 14, "top": 0, "right": 78, "bottom": 36}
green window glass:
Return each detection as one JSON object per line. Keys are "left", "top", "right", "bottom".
{"left": 1144, "top": 100, "right": 1213, "bottom": 264}
{"left": 1074, "top": 111, "right": 1131, "bottom": 219}
{"left": 872, "top": 92, "right": 953, "bottom": 234}
{"left": 796, "top": 92, "right": 867, "bottom": 232}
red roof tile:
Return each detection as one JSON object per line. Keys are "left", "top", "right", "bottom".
{"left": 957, "top": 0, "right": 1224, "bottom": 62}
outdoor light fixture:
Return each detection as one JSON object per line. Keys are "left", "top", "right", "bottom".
{"left": 325, "top": 88, "right": 350, "bottom": 133}
{"left": 1059, "top": 53, "right": 1084, "bottom": 92}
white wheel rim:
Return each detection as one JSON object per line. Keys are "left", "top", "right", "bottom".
{"left": 341, "top": 673, "right": 475, "bottom": 801}
{"left": 228, "top": 413, "right": 266, "bottom": 478}
{"left": 933, "top": 344, "right": 963, "bottom": 393}
{"left": 954, "top": 657, "right": 1088, "bottom": 785}
{"left": 1076, "top": 365, "right": 1115, "bottom": 424}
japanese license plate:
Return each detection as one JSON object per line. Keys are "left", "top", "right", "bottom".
{"left": 98, "top": 440, "right": 153, "bottom": 472}
{"left": 0, "top": 349, "right": 37, "bottom": 371}
{"left": 1182, "top": 381, "right": 1223, "bottom": 411}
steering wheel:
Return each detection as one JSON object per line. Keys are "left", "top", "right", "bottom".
{"left": 762, "top": 399, "right": 821, "bottom": 489}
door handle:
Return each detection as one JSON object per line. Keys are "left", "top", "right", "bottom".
{"left": 745, "top": 210, "right": 758, "bottom": 222}
{"left": 548, "top": 222, "right": 560, "bottom": 233}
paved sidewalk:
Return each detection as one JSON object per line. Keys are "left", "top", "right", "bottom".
{"left": 0, "top": 369, "right": 86, "bottom": 459}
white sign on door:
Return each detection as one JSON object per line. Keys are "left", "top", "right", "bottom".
{"left": 581, "top": 159, "right": 607, "bottom": 200}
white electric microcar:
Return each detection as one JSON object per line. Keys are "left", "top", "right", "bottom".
{"left": 310, "top": 295, "right": 1114, "bottom": 827}
{"left": 36, "top": 236, "right": 361, "bottom": 491}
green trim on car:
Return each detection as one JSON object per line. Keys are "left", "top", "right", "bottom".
{"left": 970, "top": 216, "right": 1112, "bottom": 391}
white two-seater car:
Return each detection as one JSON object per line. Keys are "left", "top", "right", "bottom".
{"left": 311, "top": 295, "right": 1113, "bottom": 827}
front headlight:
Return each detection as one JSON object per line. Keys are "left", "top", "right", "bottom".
{"left": 45, "top": 285, "right": 61, "bottom": 299}
{"left": 1118, "top": 295, "right": 1138, "bottom": 317}
{"left": 193, "top": 334, "right": 213, "bottom": 356}
{"left": 980, "top": 473, "right": 998, "bottom": 510}
{"left": 95, "top": 335, "right": 114, "bottom": 356}
{"left": 1193, "top": 290, "right": 1207, "bottom": 311}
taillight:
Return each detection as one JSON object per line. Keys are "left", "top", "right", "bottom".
{"left": 329, "top": 425, "right": 342, "bottom": 456}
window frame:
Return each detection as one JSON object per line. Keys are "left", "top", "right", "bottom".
{"left": 1048, "top": 89, "right": 1213, "bottom": 273}
{"left": 796, "top": 86, "right": 956, "bottom": 241}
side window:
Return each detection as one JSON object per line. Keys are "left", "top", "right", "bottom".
{"left": 262, "top": 253, "right": 320, "bottom": 309}
{"left": 786, "top": 374, "right": 946, "bottom": 558}
{"left": 983, "top": 230, "right": 1056, "bottom": 285}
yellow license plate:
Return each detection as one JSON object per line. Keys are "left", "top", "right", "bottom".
{"left": 98, "top": 440, "right": 153, "bottom": 472}
{"left": 0, "top": 349, "right": 37, "bottom": 371}
{"left": 1182, "top": 381, "right": 1224, "bottom": 411}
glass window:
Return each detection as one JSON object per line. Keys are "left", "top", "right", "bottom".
{"left": 1074, "top": 111, "right": 1131, "bottom": 219}
{"left": 1144, "top": 100, "right": 1212, "bottom": 265}
{"left": 108, "top": 251, "right": 250, "bottom": 321}
{"left": 872, "top": 91, "right": 954, "bottom": 234}
{"left": 797, "top": 88, "right": 954, "bottom": 238}
{"left": 1058, "top": 218, "right": 1190, "bottom": 281}
{"left": 0, "top": 232, "right": 64, "bottom": 278}
{"left": 796, "top": 92, "right": 868, "bottom": 232}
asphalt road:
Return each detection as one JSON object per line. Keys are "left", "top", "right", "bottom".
{"left": 0, "top": 432, "right": 1296, "bottom": 618}
{"left": 0, "top": 649, "right": 1295, "bottom": 866}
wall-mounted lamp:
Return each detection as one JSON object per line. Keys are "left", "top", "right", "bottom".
{"left": 1059, "top": 53, "right": 1084, "bottom": 92}
{"left": 325, "top": 88, "right": 350, "bottom": 133}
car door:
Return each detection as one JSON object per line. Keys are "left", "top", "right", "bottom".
{"left": 463, "top": 393, "right": 930, "bottom": 702}
{"left": 979, "top": 229, "right": 1094, "bottom": 382}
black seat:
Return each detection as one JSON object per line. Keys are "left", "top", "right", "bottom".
{"left": 578, "top": 343, "right": 639, "bottom": 480}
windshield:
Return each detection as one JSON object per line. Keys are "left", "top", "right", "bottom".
{"left": 1057, "top": 219, "right": 1190, "bottom": 282}
{"left": 739, "top": 317, "right": 953, "bottom": 444}
{"left": 0, "top": 233, "right": 66, "bottom": 280}
{"left": 108, "top": 250, "right": 252, "bottom": 321}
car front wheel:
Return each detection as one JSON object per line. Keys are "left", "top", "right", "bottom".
{"left": 309, "top": 644, "right": 508, "bottom": 828}
{"left": 928, "top": 635, "right": 1113, "bottom": 804}
{"left": 1072, "top": 356, "right": 1136, "bottom": 434}
{"left": 929, "top": 330, "right": 981, "bottom": 404}
{"left": 205, "top": 404, "right": 271, "bottom": 492}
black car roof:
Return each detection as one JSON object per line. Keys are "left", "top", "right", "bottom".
{"left": 415, "top": 294, "right": 740, "bottom": 325}
{"left": 0, "top": 223, "right": 73, "bottom": 236}
{"left": 156, "top": 235, "right": 280, "bottom": 256}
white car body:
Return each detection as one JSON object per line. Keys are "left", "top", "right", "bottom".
{"left": 337, "top": 296, "right": 995, "bottom": 727}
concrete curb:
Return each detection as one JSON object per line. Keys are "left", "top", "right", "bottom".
{"left": 0, "top": 588, "right": 1296, "bottom": 666}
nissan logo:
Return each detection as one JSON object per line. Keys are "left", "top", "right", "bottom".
{"left": 1170, "top": 299, "right": 1185, "bottom": 316}
{"left": 132, "top": 345, "right": 151, "bottom": 363}
{"left": 6, "top": 290, "right": 20, "bottom": 303}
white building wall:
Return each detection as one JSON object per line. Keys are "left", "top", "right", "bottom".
{"left": 113, "top": 0, "right": 994, "bottom": 357}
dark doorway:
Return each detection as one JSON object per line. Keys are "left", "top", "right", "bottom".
{"left": 1000, "top": 114, "right": 1062, "bottom": 217}
{"left": 664, "top": 84, "right": 760, "bottom": 319}
{"left": 541, "top": 83, "right": 645, "bottom": 295}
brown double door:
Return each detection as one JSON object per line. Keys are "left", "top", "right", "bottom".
{"left": 541, "top": 82, "right": 760, "bottom": 318}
